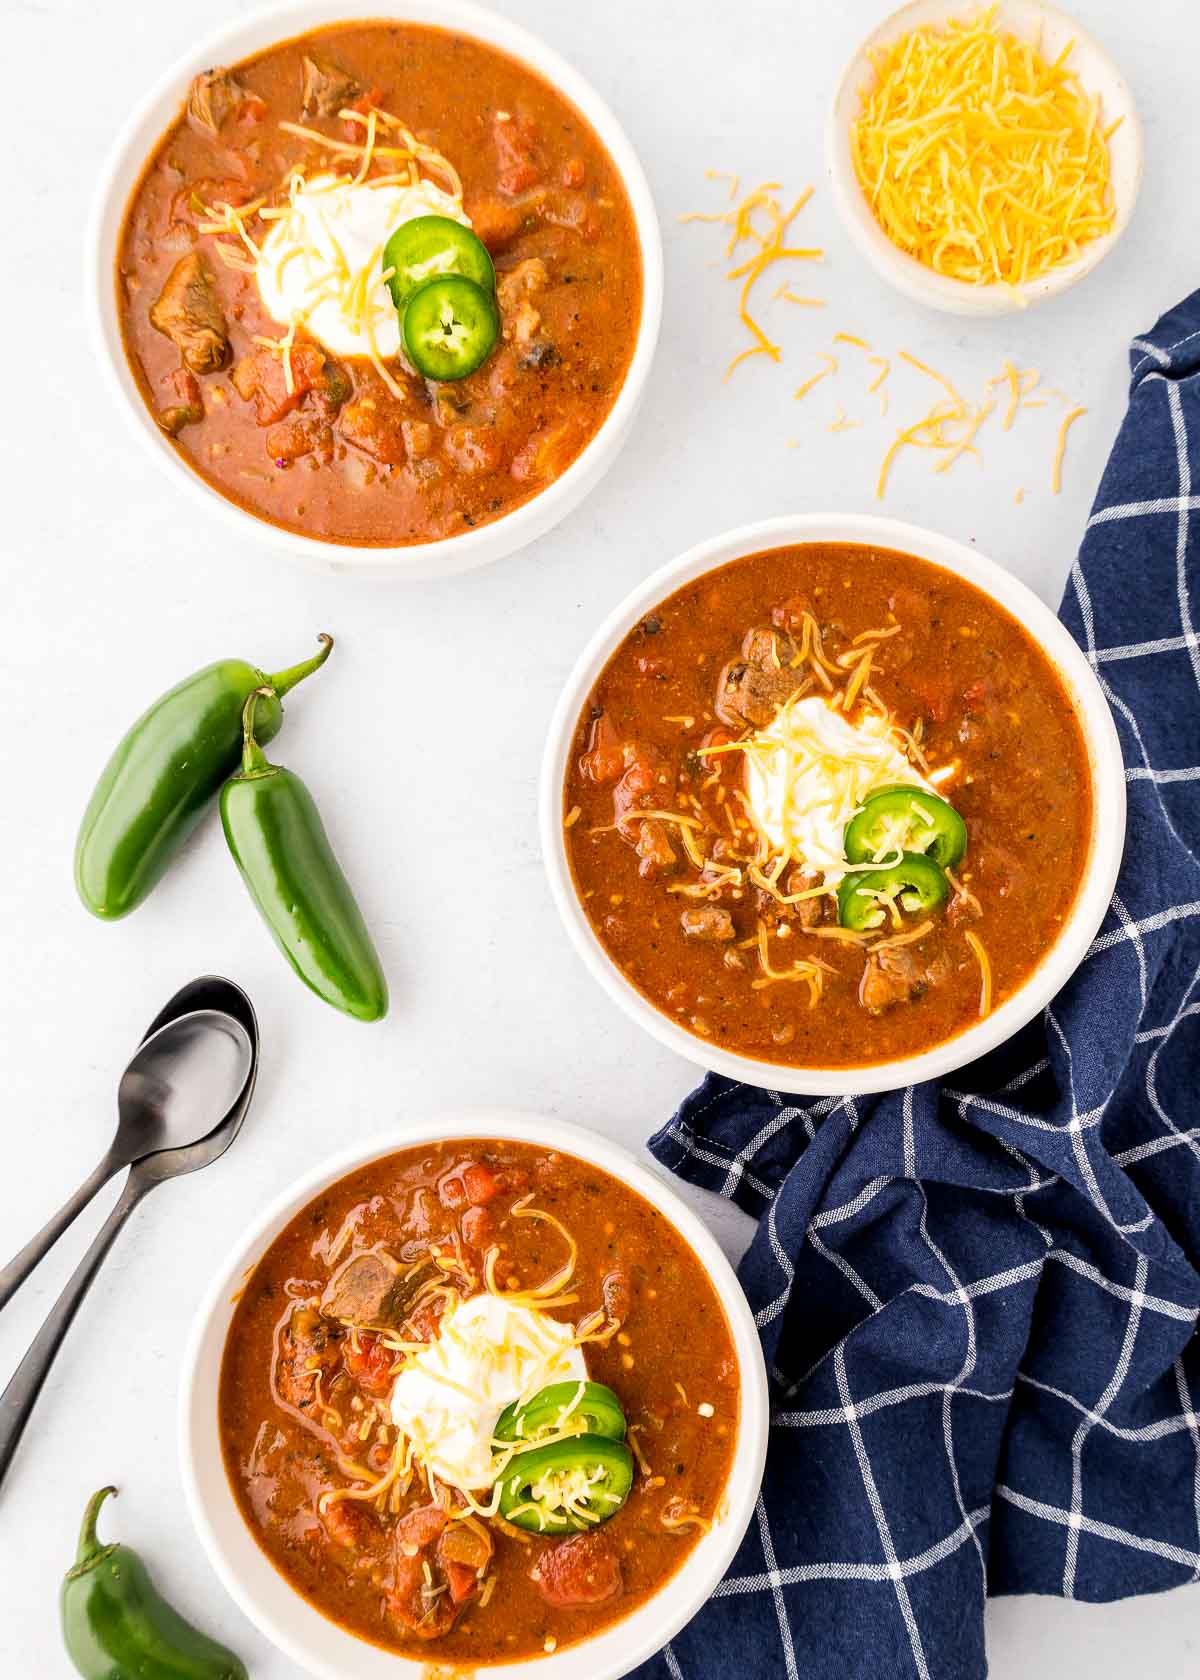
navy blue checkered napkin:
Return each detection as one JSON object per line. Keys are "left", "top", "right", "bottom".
{"left": 640, "top": 295, "right": 1200, "bottom": 1680}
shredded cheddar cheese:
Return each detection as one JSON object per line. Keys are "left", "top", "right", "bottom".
{"left": 850, "top": 6, "right": 1120, "bottom": 288}
{"left": 965, "top": 930, "right": 993, "bottom": 1016}
{"left": 1052, "top": 405, "right": 1087, "bottom": 493}
{"left": 681, "top": 179, "right": 824, "bottom": 378}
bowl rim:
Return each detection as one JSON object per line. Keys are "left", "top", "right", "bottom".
{"left": 178, "top": 1107, "right": 770, "bottom": 1680}
{"left": 538, "top": 512, "right": 1127, "bottom": 1097}
{"left": 85, "top": 0, "right": 663, "bottom": 579}
{"left": 824, "top": 0, "right": 1144, "bottom": 317}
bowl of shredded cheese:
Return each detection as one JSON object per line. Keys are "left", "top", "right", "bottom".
{"left": 827, "top": 0, "right": 1142, "bottom": 314}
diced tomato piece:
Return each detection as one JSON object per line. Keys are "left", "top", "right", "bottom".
{"left": 231, "top": 344, "right": 326, "bottom": 426}
{"left": 534, "top": 1532, "right": 623, "bottom": 1608}
{"left": 580, "top": 713, "right": 624, "bottom": 786}
{"left": 444, "top": 1560, "right": 478, "bottom": 1605}
{"left": 494, "top": 111, "right": 542, "bottom": 195}
{"left": 462, "top": 1163, "right": 500, "bottom": 1206}
{"left": 461, "top": 1205, "right": 493, "bottom": 1249}
{"left": 962, "top": 677, "right": 993, "bottom": 714}
{"left": 343, "top": 1332, "right": 394, "bottom": 1396}
{"left": 561, "top": 156, "right": 586, "bottom": 188}
{"left": 237, "top": 95, "right": 267, "bottom": 125}
{"left": 771, "top": 594, "right": 812, "bottom": 632}
{"left": 323, "top": 1499, "right": 377, "bottom": 1550}
{"left": 343, "top": 86, "right": 386, "bottom": 139}
{"left": 440, "top": 1522, "right": 493, "bottom": 1571}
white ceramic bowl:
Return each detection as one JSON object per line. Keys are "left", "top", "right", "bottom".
{"left": 87, "top": 1, "right": 663, "bottom": 578}
{"left": 540, "top": 513, "right": 1126, "bottom": 1097}
{"left": 826, "top": 0, "right": 1142, "bottom": 316}
{"left": 180, "top": 1109, "right": 769, "bottom": 1680}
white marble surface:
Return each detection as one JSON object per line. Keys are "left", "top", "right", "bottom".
{"left": 2, "top": 0, "right": 1199, "bottom": 1672}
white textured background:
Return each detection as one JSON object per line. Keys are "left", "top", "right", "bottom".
{"left": 2, "top": 0, "right": 1199, "bottom": 1672}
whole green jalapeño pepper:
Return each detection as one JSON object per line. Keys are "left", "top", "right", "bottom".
{"left": 61, "top": 1487, "right": 247, "bottom": 1680}
{"left": 221, "top": 690, "right": 388, "bottom": 1022}
{"left": 495, "top": 1380, "right": 627, "bottom": 1446}
{"left": 497, "top": 1434, "right": 634, "bottom": 1534}
{"left": 844, "top": 784, "right": 967, "bottom": 870}
{"left": 837, "top": 851, "right": 950, "bottom": 931}
{"left": 75, "top": 635, "right": 333, "bottom": 920}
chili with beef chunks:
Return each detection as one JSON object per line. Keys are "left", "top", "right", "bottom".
{"left": 219, "top": 1142, "right": 738, "bottom": 1662}
{"left": 563, "top": 543, "right": 1093, "bottom": 1068}
{"left": 117, "top": 23, "right": 642, "bottom": 545}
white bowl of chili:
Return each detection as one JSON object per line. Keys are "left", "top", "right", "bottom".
{"left": 540, "top": 513, "right": 1126, "bottom": 1096}
{"left": 179, "top": 1110, "right": 769, "bottom": 1680}
{"left": 87, "top": 0, "right": 662, "bottom": 577}
{"left": 826, "top": 0, "right": 1143, "bottom": 316}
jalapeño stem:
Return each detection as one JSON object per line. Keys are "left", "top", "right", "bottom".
{"left": 240, "top": 688, "right": 276, "bottom": 777}
{"left": 267, "top": 633, "right": 334, "bottom": 698}
{"left": 73, "top": 1486, "right": 117, "bottom": 1573}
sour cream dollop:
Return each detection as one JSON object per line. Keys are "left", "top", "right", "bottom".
{"left": 743, "top": 694, "right": 932, "bottom": 883}
{"left": 390, "top": 1293, "right": 587, "bottom": 1493}
{"left": 255, "top": 174, "right": 471, "bottom": 359}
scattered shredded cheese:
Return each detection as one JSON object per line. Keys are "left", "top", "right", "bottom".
{"left": 681, "top": 179, "right": 824, "bottom": 378}
{"left": 1052, "top": 405, "right": 1087, "bottom": 493}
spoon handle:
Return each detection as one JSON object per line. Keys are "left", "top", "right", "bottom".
{"left": 0, "top": 1171, "right": 151, "bottom": 1494}
{"left": 0, "top": 1152, "right": 121, "bottom": 1313}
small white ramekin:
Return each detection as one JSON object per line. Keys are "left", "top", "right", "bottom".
{"left": 540, "top": 513, "right": 1126, "bottom": 1098}
{"left": 826, "top": 0, "right": 1142, "bottom": 317}
{"left": 180, "top": 1109, "right": 769, "bottom": 1680}
{"left": 87, "top": 0, "right": 663, "bottom": 578}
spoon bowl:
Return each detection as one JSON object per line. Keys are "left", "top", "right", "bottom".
{"left": 0, "top": 978, "right": 258, "bottom": 1493}
{"left": 115, "top": 1011, "right": 254, "bottom": 1168}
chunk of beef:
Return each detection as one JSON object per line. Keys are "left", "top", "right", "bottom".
{"left": 859, "top": 945, "right": 951, "bottom": 1013}
{"left": 338, "top": 395, "right": 409, "bottom": 466}
{"left": 301, "top": 56, "right": 360, "bottom": 119}
{"left": 321, "top": 1251, "right": 404, "bottom": 1328}
{"left": 534, "top": 1532, "right": 623, "bottom": 1609}
{"left": 388, "top": 1506, "right": 458, "bottom": 1638}
{"left": 680, "top": 907, "right": 735, "bottom": 942}
{"left": 612, "top": 744, "right": 674, "bottom": 825}
{"left": 150, "top": 254, "right": 228, "bottom": 374}
{"left": 716, "top": 626, "right": 801, "bottom": 730}
{"left": 786, "top": 867, "right": 828, "bottom": 930}
{"left": 275, "top": 1304, "right": 341, "bottom": 1410}
{"left": 187, "top": 69, "right": 244, "bottom": 136}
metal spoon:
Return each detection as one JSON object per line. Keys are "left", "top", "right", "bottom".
{"left": 0, "top": 978, "right": 258, "bottom": 1492}
{"left": 0, "top": 981, "right": 254, "bottom": 1311}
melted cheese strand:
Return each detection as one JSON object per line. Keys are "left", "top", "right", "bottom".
{"left": 965, "top": 930, "right": 993, "bottom": 1016}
